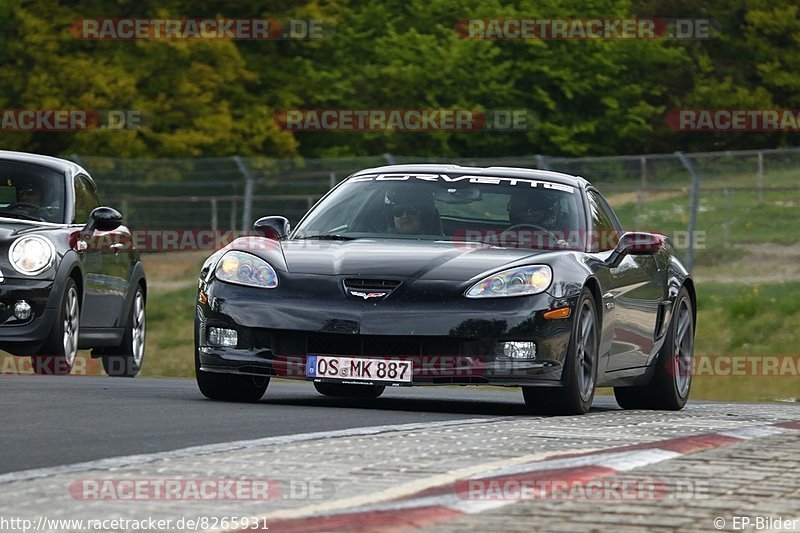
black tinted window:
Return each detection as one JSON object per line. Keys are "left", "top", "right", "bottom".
{"left": 292, "top": 175, "right": 586, "bottom": 250}
{"left": 588, "top": 190, "right": 621, "bottom": 252}
{"left": 74, "top": 175, "right": 101, "bottom": 224}
{"left": 0, "top": 161, "right": 66, "bottom": 223}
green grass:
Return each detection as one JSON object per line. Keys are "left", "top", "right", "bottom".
{"left": 689, "top": 282, "right": 800, "bottom": 402}
{"left": 140, "top": 285, "right": 197, "bottom": 378}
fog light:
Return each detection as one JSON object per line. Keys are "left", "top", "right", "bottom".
{"left": 208, "top": 327, "right": 238, "bottom": 347}
{"left": 502, "top": 341, "right": 536, "bottom": 359}
{"left": 13, "top": 300, "right": 32, "bottom": 320}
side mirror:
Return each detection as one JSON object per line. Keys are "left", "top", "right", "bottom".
{"left": 84, "top": 207, "right": 122, "bottom": 234}
{"left": 253, "top": 216, "right": 290, "bottom": 240}
{"left": 605, "top": 231, "right": 664, "bottom": 268}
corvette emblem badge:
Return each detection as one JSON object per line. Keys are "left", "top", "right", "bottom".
{"left": 350, "top": 291, "right": 387, "bottom": 300}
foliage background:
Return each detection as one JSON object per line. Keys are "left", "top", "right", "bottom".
{"left": 1, "top": 0, "right": 798, "bottom": 159}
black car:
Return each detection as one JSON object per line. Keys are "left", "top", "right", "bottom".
{"left": 0, "top": 151, "right": 146, "bottom": 376}
{"left": 195, "top": 165, "right": 695, "bottom": 414}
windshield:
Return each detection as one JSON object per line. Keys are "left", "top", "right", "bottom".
{"left": 0, "top": 160, "right": 66, "bottom": 223}
{"left": 292, "top": 173, "right": 587, "bottom": 250}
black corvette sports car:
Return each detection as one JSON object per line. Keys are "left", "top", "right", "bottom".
{"left": 0, "top": 151, "right": 146, "bottom": 376}
{"left": 195, "top": 165, "right": 695, "bottom": 414}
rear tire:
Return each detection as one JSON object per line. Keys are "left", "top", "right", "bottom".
{"left": 314, "top": 382, "right": 385, "bottom": 398}
{"left": 614, "top": 286, "right": 694, "bottom": 411}
{"left": 523, "top": 287, "right": 599, "bottom": 415}
{"left": 102, "top": 285, "right": 146, "bottom": 377}
{"left": 31, "top": 278, "right": 80, "bottom": 376}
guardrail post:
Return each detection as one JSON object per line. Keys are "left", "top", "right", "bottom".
{"left": 534, "top": 154, "right": 549, "bottom": 170}
{"left": 210, "top": 198, "right": 218, "bottom": 234}
{"left": 234, "top": 156, "right": 255, "bottom": 232}
{"left": 636, "top": 156, "right": 648, "bottom": 229}
{"left": 757, "top": 151, "right": 764, "bottom": 203}
{"left": 675, "top": 151, "right": 701, "bottom": 273}
{"left": 723, "top": 188, "right": 730, "bottom": 248}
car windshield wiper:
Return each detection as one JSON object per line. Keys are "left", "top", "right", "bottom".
{"left": 0, "top": 209, "right": 45, "bottom": 222}
{"left": 298, "top": 234, "right": 357, "bottom": 241}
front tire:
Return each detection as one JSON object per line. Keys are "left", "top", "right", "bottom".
{"left": 522, "top": 287, "right": 599, "bottom": 415}
{"left": 194, "top": 319, "right": 269, "bottom": 402}
{"left": 196, "top": 370, "right": 270, "bottom": 402}
{"left": 614, "top": 287, "right": 694, "bottom": 410}
{"left": 102, "top": 285, "right": 146, "bottom": 377}
{"left": 31, "top": 278, "right": 80, "bottom": 376}
{"left": 314, "top": 382, "right": 385, "bottom": 398}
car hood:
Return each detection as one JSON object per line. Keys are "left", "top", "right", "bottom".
{"left": 0, "top": 219, "right": 62, "bottom": 242}
{"left": 279, "top": 239, "right": 553, "bottom": 281}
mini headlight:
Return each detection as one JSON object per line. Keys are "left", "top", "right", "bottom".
{"left": 9, "top": 235, "right": 56, "bottom": 276}
{"left": 465, "top": 265, "right": 552, "bottom": 298}
{"left": 214, "top": 250, "right": 278, "bottom": 289}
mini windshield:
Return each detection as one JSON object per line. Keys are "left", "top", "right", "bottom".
{"left": 0, "top": 161, "right": 66, "bottom": 223}
{"left": 292, "top": 173, "right": 587, "bottom": 250}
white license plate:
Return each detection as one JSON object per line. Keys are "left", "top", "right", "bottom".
{"left": 306, "top": 355, "right": 412, "bottom": 383}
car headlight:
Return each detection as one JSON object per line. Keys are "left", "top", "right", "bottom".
{"left": 9, "top": 235, "right": 56, "bottom": 276}
{"left": 465, "top": 265, "right": 552, "bottom": 298}
{"left": 214, "top": 250, "right": 278, "bottom": 288}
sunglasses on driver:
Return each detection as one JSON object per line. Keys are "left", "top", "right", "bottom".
{"left": 390, "top": 204, "right": 421, "bottom": 217}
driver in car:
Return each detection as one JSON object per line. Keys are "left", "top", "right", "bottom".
{"left": 506, "top": 190, "right": 567, "bottom": 248}
{"left": 508, "top": 190, "right": 561, "bottom": 228}
{"left": 5, "top": 183, "right": 47, "bottom": 220}
{"left": 18, "top": 184, "right": 42, "bottom": 207}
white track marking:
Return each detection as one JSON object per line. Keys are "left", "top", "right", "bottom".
{"left": 596, "top": 449, "right": 681, "bottom": 471}
{"left": 718, "top": 426, "right": 788, "bottom": 440}
{"left": 219, "top": 448, "right": 600, "bottom": 526}
{"left": 253, "top": 447, "right": 686, "bottom": 525}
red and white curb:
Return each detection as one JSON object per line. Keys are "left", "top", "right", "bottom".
{"left": 241, "top": 421, "right": 800, "bottom": 532}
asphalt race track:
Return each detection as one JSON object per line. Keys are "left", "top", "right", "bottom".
{"left": 2, "top": 375, "right": 800, "bottom": 531}
{"left": 1, "top": 376, "right": 569, "bottom": 474}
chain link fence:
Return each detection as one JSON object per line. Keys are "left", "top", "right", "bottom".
{"left": 68, "top": 147, "right": 800, "bottom": 275}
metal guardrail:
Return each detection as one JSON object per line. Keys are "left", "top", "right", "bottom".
{"left": 75, "top": 147, "right": 800, "bottom": 272}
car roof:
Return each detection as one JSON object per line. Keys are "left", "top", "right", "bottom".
{"left": 0, "top": 150, "right": 92, "bottom": 182}
{"left": 349, "top": 164, "right": 591, "bottom": 188}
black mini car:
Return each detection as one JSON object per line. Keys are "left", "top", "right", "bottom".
{"left": 195, "top": 165, "right": 695, "bottom": 414}
{"left": 0, "top": 150, "right": 146, "bottom": 376}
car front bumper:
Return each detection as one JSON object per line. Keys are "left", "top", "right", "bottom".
{"left": 0, "top": 278, "right": 58, "bottom": 354}
{"left": 195, "top": 279, "right": 578, "bottom": 387}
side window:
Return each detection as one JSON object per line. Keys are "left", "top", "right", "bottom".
{"left": 73, "top": 175, "right": 100, "bottom": 224}
{"left": 587, "top": 190, "right": 621, "bottom": 252}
